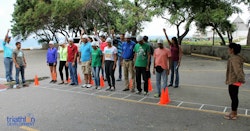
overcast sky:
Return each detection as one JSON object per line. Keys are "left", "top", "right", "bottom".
{"left": 0, "top": 1, "right": 249, "bottom": 39}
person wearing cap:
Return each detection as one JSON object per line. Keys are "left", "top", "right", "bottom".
{"left": 46, "top": 40, "right": 57, "bottom": 83}
{"left": 143, "top": 36, "right": 154, "bottom": 79}
{"left": 121, "top": 33, "right": 136, "bottom": 92}
{"left": 153, "top": 39, "right": 171, "bottom": 98}
{"left": 13, "top": 42, "right": 27, "bottom": 88}
{"left": 58, "top": 40, "right": 69, "bottom": 84}
{"left": 91, "top": 41, "right": 102, "bottom": 89}
{"left": 79, "top": 32, "right": 92, "bottom": 88}
{"left": 111, "top": 30, "right": 123, "bottom": 82}
{"left": 133, "top": 35, "right": 151, "bottom": 95}
{"left": 95, "top": 28, "right": 107, "bottom": 81}
{"left": 163, "top": 28, "right": 183, "bottom": 88}
{"left": 103, "top": 37, "right": 117, "bottom": 91}
{"left": 66, "top": 37, "right": 78, "bottom": 86}
{"left": 3, "top": 29, "right": 14, "bottom": 82}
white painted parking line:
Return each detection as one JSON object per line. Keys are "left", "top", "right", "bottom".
{"left": 67, "top": 86, "right": 80, "bottom": 91}
{"left": 38, "top": 85, "right": 250, "bottom": 116}
{"left": 122, "top": 94, "right": 131, "bottom": 99}
{"left": 223, "top": 107, "right": 227, "bottom": 113}
{"left": 107, "top": 92, "right": 116, "bottom": 97}
{"left": 138, "top": 97, "right": 147, "bottom": 102}
{"left": 199, "top": 104, "right": 205, "bottom": 110}
{"left": 177, "top": 101, "right": 183, "bottom": 107}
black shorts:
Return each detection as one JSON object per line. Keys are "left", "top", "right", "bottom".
{"left": 48, "top": 63, "right": 57, "bottom": 66}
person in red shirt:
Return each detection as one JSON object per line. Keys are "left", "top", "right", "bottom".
{"left": 163, "top": 28, "right": 183, "bottom": 88}
{"left": 66, "top": 38, "right": 78, "bottom": 85}
{"left": 153, "top": 39, "right": 171, "bottom": 97}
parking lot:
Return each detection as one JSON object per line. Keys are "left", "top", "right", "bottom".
{"left": 0, "top": 50, "right": 250, "bottom": 131}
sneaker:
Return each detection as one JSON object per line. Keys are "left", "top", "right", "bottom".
{"left": 122, "top": 88, "right": 129, "bottom": 91}
{"left": 154, "top": 93, "right": 160, "bottom": 98}
{"left": 70, "top": 83, "right": 76, "bottom": 85}
{"left": 53, "top": 80, "right": 57, "bottom": 83}
{"left": 110, "top": 86, "right": 116, "bottom": 91}
{"left": 97, "top": 86, "right": 102, "bottom": 90}
{"left": 49, "top": 80, "right": 54, "bottom": 83}
{"left": 58, "top": 82, "right": 64, "bottom": 85}
{"left": 136, "top": 91, "right": 142, "bottom": 95}
{"left": 23, "top": 83, "right": 29, "bottom": 87}
{"left": 143, "top": 91, "right": 148, "bottom": 96}
{"left": 86, "top": 84, "right": 92, "bottom": 88}
{"left": 81, "top": 84, "right": 87, "bottom": 88}
{"left": 130, "top": 89, "right": 135, "bottom": 93}
{"left": 168, "top": 84, "right": 173, "bottom": 87}
{"left": 106, "top": 86, "right": 111, "bottom": 91}
{"left": 116, "top": 78, "right": 121, "bottom": 81}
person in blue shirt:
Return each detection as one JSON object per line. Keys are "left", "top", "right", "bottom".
{"left": 79, "top": 33, "right": 92, "bottom": 88}
{"left": 111, "top": 30, "right": 124, "bottom": 82}
{"left": 121, "top": 33, "right": 136, "bottom": 92}
{"left": 2, "top": 29, "right": 14, "bottom": 82}
{"left": 46, "top": 41, "right": 58, "bottom": 83}
{"left": 116, "top": 33, "right": 124, "bottom": 81}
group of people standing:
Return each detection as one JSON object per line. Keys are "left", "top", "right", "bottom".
{"left": 44, "top": 28, "right": 183, "bottom": 97}
{"left": 2, "top": 28, "right": 245, "bottom": 120}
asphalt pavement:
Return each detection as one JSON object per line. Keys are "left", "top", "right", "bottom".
{"left": 0, "top": 49, "right": 250, "bottom": 131}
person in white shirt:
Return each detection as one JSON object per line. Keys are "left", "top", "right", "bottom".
{"left": 102, "top": 37, "right": 117, "bottom": 91}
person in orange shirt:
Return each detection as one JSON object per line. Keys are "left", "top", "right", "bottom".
{"left": 153, "top": 39, "right": 171, "bottom": 97}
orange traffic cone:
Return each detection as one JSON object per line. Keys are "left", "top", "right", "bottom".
{"left": 52, "top": 72, "right": 57, "bottom": 81}
{"left": 77, "top": 74, "right": 82, "bottom": 84}
{"left": 129, "top": 79, "right": 133, "bottom": 89}
{"left": 164, "top": 87, "right": 171, "bottom": 104}
{"left": 148, "top": 78, "right": 153, "bottom": 92}
{"left": 67, "top": 78, "right": 71, "bottom": 83}
{"left": 34, "top": 75, "right": 39, "bottom": 86}
{"left": 90, "top": 77, "right": 94, "bottom": 86}
{"left": 100, "top": 76, "right": 105, "bottom": 88}
{"left": 159, "top": 88, "right": 171, "bottom": 105}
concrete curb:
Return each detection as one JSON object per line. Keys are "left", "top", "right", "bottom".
{"left": 191, "top": 53, "right": 222, "bottom": 60}
{"left": 191, "top": 53, "right": 250, "bottom": 67}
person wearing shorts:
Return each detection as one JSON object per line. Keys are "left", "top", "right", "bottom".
{"left": 79, "top": 33, "right": 92, "bottom": 88}
{"left": 46, "top": 41, "right": 57, "bottom": 83}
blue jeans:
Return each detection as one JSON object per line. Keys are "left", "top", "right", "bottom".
{"left": 117, "top": 57, "right": 122, "bottom": 79}
{"left": 170, "top": 61, "right": 179, "bottom": 86}
{"left": 68, "top": 62, "right": 78, "bottom": 84}
{"left": 15, "top": 66, "right": 25, "bottom": 84}
{"left": 92, "top": 66, "right": 100, "bottom": 86}
{"left": 4, "top": 57, "right": 13, "bottom": 82}
{"left": 156, "top": 70, "right": 168, "bottom": 95}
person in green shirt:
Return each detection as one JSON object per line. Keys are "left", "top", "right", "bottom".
{"left": 91, "top": 41, "right": 102, "bottom": 89}
{"left": 133, "top": 35, "right": 150, "bottom": 95}
{"left": 58, "top": 40, "right": 69, "bottom": 84}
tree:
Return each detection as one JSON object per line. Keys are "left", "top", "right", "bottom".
{"left": 152, "top": 0, "right": 196, "bottom": 45}
{"left": 194, "top": 0, "right": 240, "bottom": 45}
{"left": 113, "top": 0, "right": 163, "bottom": 36}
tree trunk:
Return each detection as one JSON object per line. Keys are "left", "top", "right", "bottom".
{"left": 215, "top": 27, "right": 225, "bottom": 45}
{"left": 227, "top": 31, "right": 233, "bottom": 44}
{"left": 247, "top": 27, "right": 250, "bottom": 46}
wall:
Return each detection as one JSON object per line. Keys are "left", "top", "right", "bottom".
{"left": 181, "top": 45, "right": 250, "bottom": 63}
